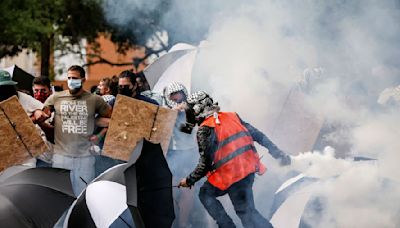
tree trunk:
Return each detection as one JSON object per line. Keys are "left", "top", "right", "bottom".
{"left": 40, "top": 36, "right": 52, "bottom": 77}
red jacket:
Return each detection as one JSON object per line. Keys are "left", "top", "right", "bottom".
{"left": 201, "top": 112, "right": 266, "bottom": 190}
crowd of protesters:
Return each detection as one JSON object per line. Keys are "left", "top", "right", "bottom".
{"left": 0, "top": 64, "right": 293, "bottom": 228}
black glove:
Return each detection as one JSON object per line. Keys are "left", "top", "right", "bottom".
{"left": 280, "top": 155, "right": 291, "bottom": 166}
{"left": 179, "top": 123, "right": 194, "bottom": 134}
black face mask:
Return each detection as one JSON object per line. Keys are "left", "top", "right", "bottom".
{"left": 118, "top": 85, "right": 134, "bottom": 97}
{"left": 0, "top": 85, "right": 18, "bottom": 102}
{"left": 180, "top": 107, "right": 197, "bottom": 134}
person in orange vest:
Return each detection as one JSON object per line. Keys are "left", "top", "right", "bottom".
{"left": 178, "top": 91, "right": 291, "bottom": 228}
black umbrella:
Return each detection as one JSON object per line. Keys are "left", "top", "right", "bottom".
{"left": 125, "top": 140, "right": 175, "bottom": 228}
{"left": 0, "top": 165, "right": 31, "bottom": 182}
{"left": 65, "top": 139, "right": 175, "bottom": 228}
{"left": 66, "top": 163, "right": 145, "bottom": 228}
{"left": 0, "top": 167, "right": 76, "bottom": 228}
{"left": 7, "top": 65, "right": 35, "bottom": 95}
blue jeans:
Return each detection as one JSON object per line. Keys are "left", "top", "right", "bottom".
{"left": 52, "top": 154, "right": 95, "bottom": 196}
{"left": 199, "top": 174, "right": 273, "bottom": 228}
{"left": 94, "top": 155, "right": 124, "bottom": 177}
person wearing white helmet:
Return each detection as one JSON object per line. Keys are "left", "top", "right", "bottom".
{"left": 178, "top": 91, "right": 291, "bottom": 228}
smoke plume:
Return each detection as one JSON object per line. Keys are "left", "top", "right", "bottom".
{"left": 103, "top": 0, "right": 400, "bottom": 227}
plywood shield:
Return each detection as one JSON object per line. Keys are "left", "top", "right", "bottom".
{"left": 270, "top": 90, "right": 324, "bottom": 154}
{"left": 103, "top": 95, "right": 177, "bottom": 161}
{"left": 0, "top": 96, "right": 49, "bottom": 171}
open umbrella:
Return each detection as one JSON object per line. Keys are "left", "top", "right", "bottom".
{"left": 269, "top": 173, "right": 319, "bottom": 228}
{"left": 125, "top": 139, "right": 175, "bottom": 228}
{"left": 65, "top": 139, "right": 175, "bottom": 228}
{"left": 143, "top": 43, "right": 198, "bottom": 93}
{"left": 65, "top": 163, "right": 142, "bottom": 228}
{"left": 3, "top": 65, "right": 35, "bottom": 95}
{"left": 0, "top": 167, "right": 76, "bottom": 228}
{"left": 0, "top": 165, "right": 31, "bottom": 182}
{"left": 269, "top": 157, "right": 379, "bottom": 228}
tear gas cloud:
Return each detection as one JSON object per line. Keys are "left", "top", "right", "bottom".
{"left": 103, "top": 0, "right": 400, "bottom": 227}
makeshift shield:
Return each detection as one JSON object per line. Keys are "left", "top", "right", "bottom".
{"left": 0, "top": 96, "right": 48, "bottom": 171}
{"left": 102, "top": 95, "right": 177, "bottom": 161}
{"left": 270, "top": 89, "right": 324, "bottom": 154}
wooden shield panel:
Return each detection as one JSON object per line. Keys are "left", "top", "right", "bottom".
{"left": 103, "top": 95, "right": 177, "bottom": 161}
{"left": 269, "top": 90, "right": 324, "bottom": 155}
{"left": 0, "top": 96, "right": 49, "bottom": 171}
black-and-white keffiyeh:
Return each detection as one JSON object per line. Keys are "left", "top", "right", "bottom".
{"left": 163, "top": 82, "right": 188, "bottom": 108}
{"left": 187, "top": 91, "right": 220, "bottom": 119}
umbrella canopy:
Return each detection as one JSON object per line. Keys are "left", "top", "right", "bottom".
{"left": 4, "top": 65, "right": 35, "bottom": 95}
{"left": 0, "top": 165, "right": 31, "bottom": 182}
{"left": 270, "top": 157, "right": 379, "bottom": 228}
{"left": 66, "top": 139, "right": 175, "bottom": 228}
{"left": 269, "top": 173, "right": 319, "bottom": 228}
{"left": 65, "top": 163, "right": 144, "bottom": 228}
{"left": 125, "top": 140, "right": 175, "bottom": 228}
{"left": 143, "top": 43, "right": 197, "bottom": 93}
{"left": 0, "top": 167, "right": 76, "bottom": 228}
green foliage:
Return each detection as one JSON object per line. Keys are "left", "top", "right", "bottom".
{"left": 0, "top": 0, "right": 61, "bottom": 57}
{"left": 0, "top": 0, "right": 110, "bottom": 58}
{"left": 0, "top": 0, "right": 173, "bottom": 73}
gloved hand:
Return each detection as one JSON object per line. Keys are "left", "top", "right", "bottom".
{"left": 280, "top": 155, "right": 292, "bottom": 166}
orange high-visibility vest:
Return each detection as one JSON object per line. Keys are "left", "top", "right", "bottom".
{"left": 201, "top": 112, "right": 266, "bottom": 190}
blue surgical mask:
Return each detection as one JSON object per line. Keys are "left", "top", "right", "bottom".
{"left": 67, "top": 79, "right": 82, "bottom": 90}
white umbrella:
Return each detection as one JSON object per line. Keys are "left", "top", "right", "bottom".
{"left": 269, "top": 173, "right": 319, "bottom": 228}
{"left": 86, "top": 180, "right": 129, "bottom": 228}
{"left": 63, "top": 163, "right": 140, "bottom": 228}
{"left": 144, "top": 43, "right": 202, "bottom": 94}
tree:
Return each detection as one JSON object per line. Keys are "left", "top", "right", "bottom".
{"left": 0, "top": 0, "right": 110, "bottom": 77}
{"left": 0, "top": 0, "right": 191, "bottom": 76}
{"left": 82, "top": 0, "right": 173, "bottom": 68}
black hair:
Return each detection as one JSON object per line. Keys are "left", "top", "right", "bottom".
{"left": 118, "top": 70, "right": 137, "bottom": 86}
{"left": 68, "top": 65, "right": 85, "bottom": 78}
{"left": 101, "top": 76, "right": 119, "bottom": 96}
{"left": 135, "top": 71, "right": 151, "bottom": 92}
{"left": 32, "top": 76, "right": 51, "bottom": 89}
{"left": 90, "top": 85, "right": 98, "bottom": 93}
{"left": 53, "top": 85, "right": 63, "bottom": 91}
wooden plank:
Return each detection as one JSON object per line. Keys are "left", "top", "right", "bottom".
{"left": 269, "top": 90, "right": 324, "bottom": 154}
{"left": 103, "top": 95, "right": 177, "bottom": 161}
{"left": 0, "top": 96, "right": 49, "bottom": 171}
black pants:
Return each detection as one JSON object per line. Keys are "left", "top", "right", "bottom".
{"left": 199, "top": 174, "right": 273, "bottom": 228}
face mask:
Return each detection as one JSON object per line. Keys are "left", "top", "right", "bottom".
{"left": 0, "top": 85, "right": 18, "bottom": 102}
{"left": 118, "top": 85, "right": 133, "bottom": 97}
{"left": 67, "top": 79, "right": 82, "bottom": 90}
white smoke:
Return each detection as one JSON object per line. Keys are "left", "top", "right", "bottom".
{"left": 103, "top": 0, "right": 400, "bottom": 227}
